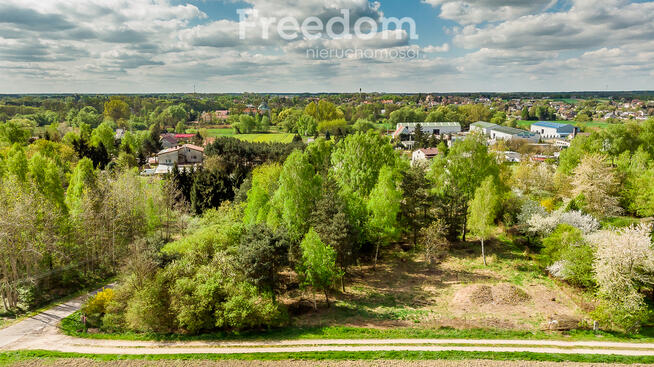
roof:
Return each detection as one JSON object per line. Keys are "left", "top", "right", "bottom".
{"left": 417, "top": 148, "right": 439, "bottom": 156}
{"left": 531, "top": 121, "right": 573, "bottom": 129}
{"left": 398, "top": 122, "right": 460, "bottom": 128}
{"left": 490, "top": 125, "right": 536, "bottom": 136}
{"left": 157, "top": 144, "right": 204, "bottom": 156}
{"left": 160, "top": 134, "right": 177, "bottom": 144}
{"left": 470, "top": 121, "right": 497, "bottom": 129}
{"left": 175, "top": 133, "right": 196, "bottom": 139}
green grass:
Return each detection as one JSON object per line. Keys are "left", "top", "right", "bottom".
{"left": 2, "top": 350, "right": 654, "bottom": 365}
{"left": 600, "top": 216, "right": 642, "bottom": 229}
{"left": 235, "top": 133, "right": 296, "bottom": 143}
{"left": 516, "top": 120, "right": 611, "bottom": 131}
{"left": 187, "top": 127, "right": 296, "bottom": 143}
{"left": 60, "top": 311, "right": 654, "bottom": 343}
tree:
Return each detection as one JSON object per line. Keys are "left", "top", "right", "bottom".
{"left": 311, "top": 176, "right": 354, "bottom": 291}
{"left": 91, "top": 122, "right": 117, "bottom": 156}
{"left": 400, "top": 164, "right": 432, "bottom": 245}
{"left": 268, "top": 150, "right": 321, "bottom": 243}
{"left": 0, "top": 120, "right": 33, "bottom": 145}
{"left": 429, "top": 134, "right": 499, "bottom": 241}
{"left": 298, "top": 228, "right": 341, "bottom": 309}
{"left": 570, "top": 154, "right": 621, "bottom": 217}
{"left": 104, "top": 99, "right": 130, "bottom": 122}
{"left": 296, "top": 114, "right": 317, "bottom": 136}
{"left": 366, "top": 165, "right": 402, "bottom": 269}
{"left": 175, "top": 121, "right": 186, "bottom": 133}
{"left": 243, "top": 163, "right": 282, "bottom": 226}
{"left": 237, "top": 224, "right": 289, "bottom": 300}
{"left": 413, "top": 123, "right": 426, "bottom": 149}
{"left": 235, "top": 115, "right": 256, "bottom": 134}
{"left": 589, "top": 224, "right": 654, "bottom": 332}
{"left": 421, "top": 219, "right": 450, "bottom": 266}
{"left": 467, "top": 176, "right": 498, "bottom": 266}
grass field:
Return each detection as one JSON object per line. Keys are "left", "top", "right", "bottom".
{"left": 2, "top": 350, "right": 654, "bottom": 365}
{"left": 516, "top": 120, "right": 611, "bottom": 131}
{"left": 187, "top": 127, "right": 296, "bottom": 143}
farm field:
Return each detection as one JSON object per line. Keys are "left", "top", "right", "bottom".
{"left": 187, "top": 127, "right": 296, "bottom": 143}
{"left": 516, "top": 120, "right": 611, "bottom": 131}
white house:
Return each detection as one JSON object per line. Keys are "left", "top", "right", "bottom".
{"left": 157, "top": 144, "right": 204, "bottom": 166}
{"left": 411, "top": 147, "right": 440, "bottom": 166}
{"left": 530, "top": 121, "right": 578, "bottom": 139}
{"left": 392, "top": 122, "right": 461, "bottom": 148}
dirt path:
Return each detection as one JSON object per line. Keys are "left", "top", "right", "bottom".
{"left": 2, "top": 291, "right": 654, "bottom": 357}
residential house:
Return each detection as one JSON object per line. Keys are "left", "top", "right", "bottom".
{"left": 530, "top": 121, "right": 578, "bottom": 139}
{"left": 160, "top": 134, "right": 178, "bottom": 149}
{"left": 411, "top": 147, "right": 440, "bottom": 166}
{"left": 157, "top": 144, "right": 204, "bottom": 166}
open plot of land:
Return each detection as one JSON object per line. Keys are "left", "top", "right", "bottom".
{"left": 285, "top": 237, "right": 581, "bottom": 332}
{"left": 188, "top": 127, "right": 296, "bottom": 143}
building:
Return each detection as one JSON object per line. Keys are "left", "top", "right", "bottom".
{"left": 392, "top": 122, "right": 461, "bottom": 148}
{"left": 530, "top": 121, "right": 578, "bottom": 139}
{"left": 469, "top": 121, "right": 498, "bottom": 135}
{"left": 157, "top": 144, "right": 204, "bottom": 166}
{"left": 160, "top": 134, "right": 178, "bottom": 149}
{"left": 488, "top": 125, "right": 540, "bottom": 142}
{"left": 411, "top": 148, "right": 440, "bottom": 165}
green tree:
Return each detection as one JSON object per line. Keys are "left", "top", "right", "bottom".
{"left": 243, "top": 163, "right": 282, "bottom": 226}
{"left": 467, "top": 176, "right": 498, "bottom": 266}
{"left": 91, "top": 122, "right": 117, "bottom": 156}
{"left": 311, "top": 176, "right": 354, "bottom": 291}
{"left": 237, "top": 224, "right": 289, "bottom": 300}
{"left": 400, "top": 164, "right": 432, "bottom": 245}
{"left": 298, "top": 228, "right": 341, "bottom": 309}
{"left": 6, "top": 144, "right": 29, "bottom": 181}
{"left": 366, "top": 165, "right": 402, "bottom": 269}
{"left": 269, "top": 150, "right": 322, "bottom": 243}
{"left": 429, "top": 134, "right": 499, "bottom": 241}
{"left": 175, "top": 121, "right": 186, "bottom": 133}
{"left": 104, "top": 98, "right": 130, "bottom": 122}
{"left": 65, "top": 157, "right": 96, "bottom": 213}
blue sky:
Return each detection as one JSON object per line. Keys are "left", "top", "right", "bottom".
{"left": 0, "top": 0, "right": 653, "bottom": 93}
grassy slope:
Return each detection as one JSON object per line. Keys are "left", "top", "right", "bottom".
{"left": 2, "top": 350, "right": 654, "bottom": 365}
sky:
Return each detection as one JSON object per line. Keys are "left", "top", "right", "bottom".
{"left": 0, "top": 0, "right": 653, "bottom": 93}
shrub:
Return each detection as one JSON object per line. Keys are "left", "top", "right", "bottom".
{"left": 421, "top": 219, "right": 450, "bottom": 265}
{"left": 81, "top": 288, "right": 115, "bottom": 327}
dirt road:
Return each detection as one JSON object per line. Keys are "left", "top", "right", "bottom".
{"left": 2, "top": 292, "right": 654, "bottom": 357}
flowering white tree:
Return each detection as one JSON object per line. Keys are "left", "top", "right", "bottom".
{"left": 589, "top": 224, "right": 654, "bottom": 331}
{"left": 527, "top": 209, "right": 599, "bottom": 236}
{"left": 571, "top": 154, "right": 622, "bottom": 217}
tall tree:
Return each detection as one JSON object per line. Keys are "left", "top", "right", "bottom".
{"left": 366, "top": 165, "right": 402, "bottom": 269}
{"left": 298, "top": 228, "right": 341, "bottom": 309}
{"left": 467, "top": 176, "right": 498, "bottom": 266}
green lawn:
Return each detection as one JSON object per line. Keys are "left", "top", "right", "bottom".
{"left": 60, "top": 310, "right": 654, "bottom": 343}
{"left": 187, "top": 127, "right": 296, "bottom": 143}
{"left": 516, "top": 120, "right": 611, "bottom": 131}
{"left": 2, "top": 350, "right": 654, "bottom": 364}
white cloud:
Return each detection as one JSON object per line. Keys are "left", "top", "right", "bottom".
{"left": 423, "top": 43, "right": 450, "bottom": 53}
{"left": 423, "top": 0, "right": 554, "bottom": 24}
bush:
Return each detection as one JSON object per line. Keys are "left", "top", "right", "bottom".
{"left": 81, "top": 288, "right": 115, "bottom": 327}
{"left": 542, "top": 225, "right": 595, "bottom": 288}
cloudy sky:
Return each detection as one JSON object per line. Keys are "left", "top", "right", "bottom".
{"left": 0, "top": 0, "right": 653, "bottom": 93}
